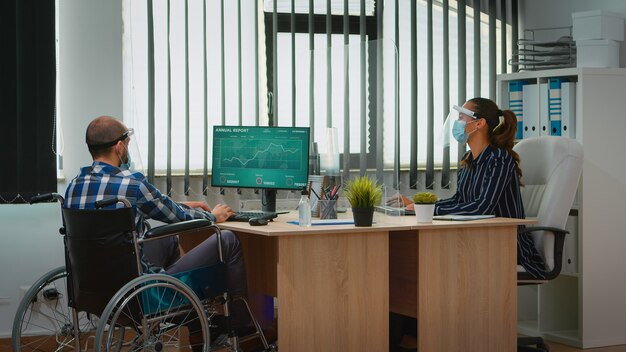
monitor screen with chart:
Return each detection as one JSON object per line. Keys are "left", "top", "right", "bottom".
{"left": 211, "top": 125, "right": 310, "bottom": 191}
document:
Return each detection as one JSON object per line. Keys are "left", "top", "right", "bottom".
{"left": 288, "top": 219, "right": 356, "bottom": 226}
{"left": 432, "top": 214, "right": 496, "bottom": 221}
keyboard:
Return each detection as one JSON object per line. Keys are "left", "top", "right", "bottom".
{"left": 226, "top": 211, "right": 279, "bottom": 222}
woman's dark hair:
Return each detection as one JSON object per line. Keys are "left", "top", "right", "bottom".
{"left": 461, "top": 97, "right": 522, "bottom": 180}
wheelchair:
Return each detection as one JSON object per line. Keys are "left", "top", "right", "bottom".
{"left": 12, "top": 193, "right": 274, "bottom": 352}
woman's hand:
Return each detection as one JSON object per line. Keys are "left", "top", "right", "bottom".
{"left": 385, "top": 194, "right": 413, "bottom": 208}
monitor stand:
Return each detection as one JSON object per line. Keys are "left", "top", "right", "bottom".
{"left": 261, "top": 189, "right": 277, "bottom": 213}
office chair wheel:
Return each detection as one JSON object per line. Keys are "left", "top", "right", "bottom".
{"left": 537, "top": 342, "right": 550, "bottom": 351}
{"left": 93, "top": 273, "right": 210, "bottom": 352}
{"left": 518, "top": 342, "right": 550, "bottom": 352}
{"left": 12, "top": 266, "right": 103, "bottom": 352}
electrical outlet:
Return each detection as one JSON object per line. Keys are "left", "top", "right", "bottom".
{"left": 19, "top": 285, "right": 31, "bottom": 301}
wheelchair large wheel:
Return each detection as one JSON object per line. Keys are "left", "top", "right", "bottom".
{"left": 94, "top": 273, "right": 210, "bottom": 352}
{"left": 12, "top": 266, "right": 99, "bottom": 352}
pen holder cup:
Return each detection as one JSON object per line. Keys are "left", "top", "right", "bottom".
{"left": 319, "top": 200, "right": 338, "bottom": 220}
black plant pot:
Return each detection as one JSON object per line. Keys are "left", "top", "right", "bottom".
{"left": 352, "top": 207, "right": 375, "bottom": 227}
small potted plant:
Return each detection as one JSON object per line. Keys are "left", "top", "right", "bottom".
{"left": 344, "top": 175, "right": 383, "bottom": 226}
{"left": 412, "top": 192, "right": 438, "bottom": 223}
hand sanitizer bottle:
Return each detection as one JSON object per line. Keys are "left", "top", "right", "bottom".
{"left": 298, "top": 190, "right": 312, "bottom": 227}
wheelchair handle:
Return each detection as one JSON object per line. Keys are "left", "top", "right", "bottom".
{"left": 30, "top": 193, "right": 64, "bottom": 206}
{"left": 95, "top": 197, "right": 132, "bottom": 209}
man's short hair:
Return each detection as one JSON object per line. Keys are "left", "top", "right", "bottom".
{"left": 86, "top": 116, "right": 127, "bottom": 158}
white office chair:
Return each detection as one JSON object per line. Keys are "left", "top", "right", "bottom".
{"left": 514, "top": 136, "right": 583, "bottom": 352}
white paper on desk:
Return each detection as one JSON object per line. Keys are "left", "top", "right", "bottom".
{"left": 287, "top": 219, "right": 356, "bottom": 226}
{"left": 432, "top": 215, "right": 495, "bottom": 221}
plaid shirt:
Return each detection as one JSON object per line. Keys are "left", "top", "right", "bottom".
{"left": 65, "top": 161, "right": 215, "bottom": 223}
{"left": 65, "top": 161, "right": 215, "bottom": 272}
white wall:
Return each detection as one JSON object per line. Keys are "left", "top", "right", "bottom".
{"left": 519, "top": 0, "right": 626, "bottom": 67}
{"left": 0, "top": 0, "right": 123, "bottom": 336}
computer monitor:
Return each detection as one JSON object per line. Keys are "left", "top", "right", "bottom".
{"left": 211, "top": 125, "right": 310, "bottom": 211}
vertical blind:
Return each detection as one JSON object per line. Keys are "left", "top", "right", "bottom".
{"left": 124, "top": 0, "right": 517, "bottom": 195}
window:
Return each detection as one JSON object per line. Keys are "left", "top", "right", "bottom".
{"left": 263, "top": 1, "right": 380, "bottom": 169}
{"left": 123, "top": 0, "right": 513, "bottom": 181}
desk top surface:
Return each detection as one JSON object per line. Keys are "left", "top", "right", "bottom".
{"left": 218, "top": 211, "right": 536, "bottom": 236}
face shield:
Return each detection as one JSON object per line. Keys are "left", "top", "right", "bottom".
{"left": 119, "top": 128, "right": 146, "bottom": 174}
{"left": 88, "top": 128, "right": 145, "bottom": 174}
{"left": 439, "top": 105, "right": 478, "bottom": 148}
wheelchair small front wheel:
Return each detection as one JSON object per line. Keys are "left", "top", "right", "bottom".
{"left": 12, "top": 266, "right": 97, "bottom": 352}
{"left": 94, "top": 273, "right": 210, "bottom": 352}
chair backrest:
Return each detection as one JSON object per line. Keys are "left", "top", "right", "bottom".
{"left": 513, "top": 136, "right": 583, "bottom": 271}
{"left": 62, "top": 206, "right": 141, "bottom": 316}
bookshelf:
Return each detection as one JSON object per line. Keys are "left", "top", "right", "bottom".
{"left": 498, "top": 67, "right": 626, "bottom": 348}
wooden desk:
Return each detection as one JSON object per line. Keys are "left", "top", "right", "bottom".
{"left": 217, "top": 213, "right": 533, "bottom": 352}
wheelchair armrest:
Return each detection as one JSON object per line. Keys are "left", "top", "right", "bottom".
{"left": 143, "top": 219, "right": 224, "bottom": 262}
{"left": 30, "top": 193, "right": 64, "bottom": 205}
{"left": 95, "top": 197, "right": 131, "bottom": 209}
{"left": 143, "top": 219, "right": 214, "bottom": 240}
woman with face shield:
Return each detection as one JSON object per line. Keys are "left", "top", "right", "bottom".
{"left": 391, "top": 97, "right": 545, "bottom": 278}
{"left": 389, "top": 98, "right": 545, "bottom": 351}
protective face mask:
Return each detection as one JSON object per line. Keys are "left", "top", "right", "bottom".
{"left": 118, "top": 145, "right": 131, "bottom": 169}
{"left": 452, "top": 119, "right": 479, "bottom": 144}
{"left": 121, "top": 152, "right": 131, "bottom": 169}
{"left": 452, "top": 120, "right": 469, "bottom": 143}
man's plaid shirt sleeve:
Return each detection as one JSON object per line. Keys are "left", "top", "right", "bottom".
{"left": 134, "top": 174, "right": 216, "bottom": 223}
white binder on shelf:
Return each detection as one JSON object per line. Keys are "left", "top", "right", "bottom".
{"left": 561, "top": 82, "right": 577, "bottom": 138}
{"left": 522, "top": 84, "right": 539, "bottom": 139}
{"left": 539, "top": 83, "right": 550, "bottom": 136}
{"left": 562, "top": 213, "right": 578, "bottom": 274}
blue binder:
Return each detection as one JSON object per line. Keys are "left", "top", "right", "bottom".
{"left": 509, "top": 81, "right": 525, "bottom": 140}
{"left": 548, "top": 78, "right": 567, "bottom": 136}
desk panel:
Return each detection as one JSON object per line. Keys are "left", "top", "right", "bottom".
{"left": 390, "top": 225, "right": 518, "bottom": 351}
{"left": 277, "top": 230, "right": 388, "bottom": 351}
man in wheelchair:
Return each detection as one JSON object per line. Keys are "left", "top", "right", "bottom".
{"left": 65, "top": 116, "right": 251, "bottom": 342}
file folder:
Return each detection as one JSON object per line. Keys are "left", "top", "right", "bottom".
{"left": 522, "top": 84, "right": 539, "bottom": 139}
{"left": 560, "top": 82, "right": 577, "bottom": 138}
{"left": 562, "top": 214, "right": 578, "bottom": 274}
{"left": 539, "top": 83, "right": 550, "bottom": 136}
{"left": 548, "top": 78, "right": 567, "bottom": 136}
{"left": 508, "top": 81, "right": 525, "bottom": 140}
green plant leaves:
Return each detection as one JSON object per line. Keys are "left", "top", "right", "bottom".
{"left": 344, "top": 175, "right": 383, "bottom": 208}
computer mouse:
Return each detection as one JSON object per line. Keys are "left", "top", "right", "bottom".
{"left": 248, "top": 217, "right": 268, "bottom": 226}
